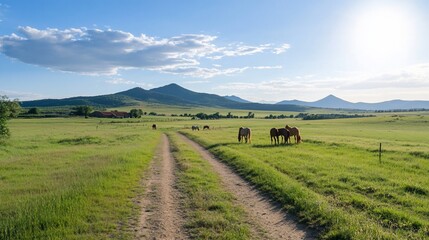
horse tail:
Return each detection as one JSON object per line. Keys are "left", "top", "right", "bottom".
{"left": 248, "top": 128, "right": 252, "bottom": 143}
{"left": 297, "top": 134, "right": 301, "bottom": 143}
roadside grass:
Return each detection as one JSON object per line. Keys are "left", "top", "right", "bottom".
{"left": 167, "top": 132, "right": 252, "bottom": 239}
{"left": 0, "top": 118, "right": 161, "bottom": 239}
{"left": 180, "top": 115, "right": 429, "bottom": 239}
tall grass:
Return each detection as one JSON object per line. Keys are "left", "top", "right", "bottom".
{"left": 0, "top": 118, "right": 161, "bottom": 239}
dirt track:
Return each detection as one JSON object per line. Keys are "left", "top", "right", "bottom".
{"left": 178, "top": 133, "right": 317, "bottom": 240}
{"left": 136, "top": 134, "right": 187, "bottom": 239}
{"left": 136, "top": 133, "right": 316, "bottom": 239}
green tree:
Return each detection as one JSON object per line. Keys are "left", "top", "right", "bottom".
{"left": 73, "top": 106, "right": 93, "bottom": 118}
{"left": 0, "top": 96, "right": 21, "bottom": 138}
{"left": 129, "top": 108, "right": 144, "bottom": 118}
{"left": 28, "top": 107, "right": 40, "bottom": 114}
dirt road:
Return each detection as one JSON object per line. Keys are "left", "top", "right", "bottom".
{"left": 136, "top": 133, "right": 316, "bottom": 239}
{"left": 178, "top": 133, "right": 317, "bottom": 240}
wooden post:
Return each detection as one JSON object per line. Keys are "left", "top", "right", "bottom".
{"left": 379, "top": 143, "right": 382, "bottom": 164}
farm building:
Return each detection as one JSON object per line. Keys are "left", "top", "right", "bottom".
{"left": 90, "top": 111, "right": 130, "bottom": 118}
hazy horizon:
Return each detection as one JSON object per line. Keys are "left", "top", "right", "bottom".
{"left": 1, "top": 0, "right": 429, "bottom": 103}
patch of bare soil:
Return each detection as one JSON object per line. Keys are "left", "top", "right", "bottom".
{"left": 135, "top": 134, "right": 187, "bottom": 239}
{"left": 178, "top": 133, "right": 318, "bottom": 240}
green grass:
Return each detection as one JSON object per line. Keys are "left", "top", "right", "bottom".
{"left": 0, "top": 118, "right": 161, "bottom": 239}
{"left": 168, "top": 132, "right": 251, "bottom": 239}
{"left": 2, "top": 112, "right": 429, "bottom": 239}
{"left": 180, "top": 115, "right": 429, "bottom": 239}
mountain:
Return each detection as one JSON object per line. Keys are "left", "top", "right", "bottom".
{"left": 277, "top": 95, "right": 429, "bottom": 110}
{"left": 223, "top": 95, "right": 252, "bottom": 103}
{"left": 149, "top": 83, "right": 235, "bottom": 107}
{"left": 21, "top": 83, "right": 307, "bottom": 112}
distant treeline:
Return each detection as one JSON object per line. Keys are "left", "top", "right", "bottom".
{"left": 295, "top": 113, "right": 375, "bottom": 120}
{"left": 264, "top": 114, "right": 294, "bottom": 119}
{"left": 192, "top": 112, "right": 255, "bottom": 120}
{"left": 374, "top": 108, "right": 428, "bottom": 113}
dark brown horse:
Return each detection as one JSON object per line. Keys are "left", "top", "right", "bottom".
{"left": 203, "top": 125, "right": 210, "bottom": 130}
{"left": 277, "top": 128, "right": 290, "bottom": 144}
{"left": 152, "top": 124, "right": 157, "bottom": 130}
{"left": 238, "top": 127, "right": 251, "bottom": 143}
{"left": 285, "top": 125, "right": 301, "bottom": 143}
{"left": 270, "top": 128, "right": 279, "bottom": 145}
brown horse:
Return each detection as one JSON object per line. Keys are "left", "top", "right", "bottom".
{"left": 270, "top": 128, "right": 279, "bottom": 145}
{"left": 203, "top": 125, "right": 210, "bottom": 130}
{"left": 152, "top": 124, "right": 157, "bottom": 130}
{"left": 192, "top": 125, "right": 199, "bottom": 131}
{"left": 238, "top": 127, "right": 252, "bottom": 143}
{"left": 277, "top": 128, "right": 290, "bottom": 144}
{"left": 285, "top": 125, "right": 301, "bottom": 143}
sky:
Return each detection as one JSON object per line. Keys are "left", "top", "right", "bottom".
{"left": 1, "top": 0, "right": 429, "bottom": 103}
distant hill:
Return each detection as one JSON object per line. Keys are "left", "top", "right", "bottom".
{"left": 21, "top": 94, "right": 139, "bottom": 108}
{"left": 277, "top": 95, "right": 429, "bottom": 110}
{"left": 21, "top": 83, "right": 307, "bottom": 112}
{"left": 223, "top": 95, "right": 252, "bottom": 103}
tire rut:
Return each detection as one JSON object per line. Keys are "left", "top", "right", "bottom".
{"left": 136, "top": 134, "right": 187, "bottom": 239}
{"left": 178, "top": 133, "right": 318, "bottom": 240}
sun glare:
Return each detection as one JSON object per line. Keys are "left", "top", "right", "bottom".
{"left": 351, "top": 4, "right": 416, "bottom": 67}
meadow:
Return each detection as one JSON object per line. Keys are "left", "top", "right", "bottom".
{"left": 1, "top": 112, "right": 428, "bottom": 239}
{"left": 181, "top": 113, "right": 429, "bottom": 239}
{"left": 0, "top": 118, "right": 161, "bottom": 239}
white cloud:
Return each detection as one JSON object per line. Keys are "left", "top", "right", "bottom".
{"left": 0, "top": 90, "right": 44, "bottom": 101}
{"left": 214, "top": 63, "right": 429, "bottom": 102}
{"left": 106, "top": 78, "right": 153, "bottom": 88}
{"left": 253, "top": 65, "right": 283, "bottom": 70}
{"left": 0, "top": 26, "right": 290, "bottom": 78}
{"left": 160, "top": 66, "right": 249, "bottom": 79}
{"left": 273, "top": 43, "right": 291, "bottom": 54}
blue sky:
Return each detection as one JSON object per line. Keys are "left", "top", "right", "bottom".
{"left": 1, "top": 0, "right": 429, "bottom": 102}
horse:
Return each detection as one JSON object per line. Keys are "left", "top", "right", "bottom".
{"left": 238, "top": 127, "right": 252, "bottom": 143}
{"left": 270, "top": 128, "right": 279, "bottom": 145}
{"left": 152, "top": 124, "right": 157, "bottom": 130}
{"left": 277, "top": 128, "right": 291, "bottom": 144}
{"left": 203, "top": 125, "right": 210, "bottom": 130}
{"left": 192, "top": 125, "right": 200, "bottom": 131}
{"left": 285, "top": 125, "right": 301, "bottom": 143}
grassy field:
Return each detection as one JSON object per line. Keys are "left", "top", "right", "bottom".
{"left": 1, "top": 112, "right": 428, "bottom": 239}
{"left": 180, "top": 113, "right": 429, "bottom": 239}
{"left": 0, "top": 118, "right": 161, "bottom": 239}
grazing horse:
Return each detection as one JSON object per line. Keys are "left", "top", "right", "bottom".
{"left": 203, "top": 125, "right": 210, "bottom": 130}
{"left": 192, "top": 125, "right": 200, "bottom": 131}
{"left": 285, "top": 125, "right": 301, "bottom": 143}
{"left": 152, "top": 124, "right": 157, "bottom": 130}
{"left": 270, "top": 128, "right": 279, "bottom": 145}
{"left": 238, "top": 127, "right": 252, "bottom": 143}
{"left": 277, "top": 128, "right": 291, "bottom": 144}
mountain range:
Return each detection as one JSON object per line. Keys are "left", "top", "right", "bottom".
{"left": 276, "top": 94, "right": 429, "bottom": 110}
{"left": 21, "top": 83, "right": 307, "bottom": 112}
{"left": 21, "top": 83, "right": 429, "bottom": 111}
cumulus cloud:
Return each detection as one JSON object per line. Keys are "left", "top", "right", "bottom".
{"left": 0, "top": 26, "right": 290, "bottom": 77}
